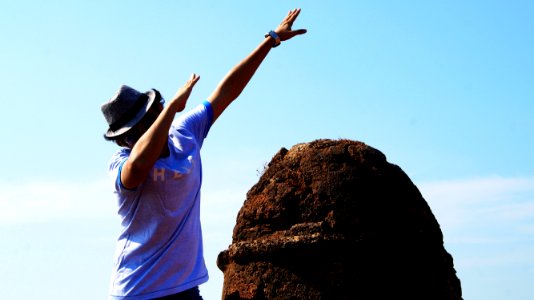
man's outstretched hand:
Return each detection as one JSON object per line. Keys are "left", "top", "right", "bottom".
{"left": 275, "top": 8, "right": 307, "bottom": 42}
{"left": 170, "top": 73, "right": 200, "bottom": 113}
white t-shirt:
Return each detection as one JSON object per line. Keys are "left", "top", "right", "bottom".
{"left": 107, "top": 102, "right": 213, "bottom": 300}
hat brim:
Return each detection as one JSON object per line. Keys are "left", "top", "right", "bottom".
{"left": 104, "top": 89, "right": 157, "bottom": 138}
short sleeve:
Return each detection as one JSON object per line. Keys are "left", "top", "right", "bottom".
{"left": 171, "top": 101, "right": 213, "bottom": 146}
{"left": 108, "top": 148, "right": 137, "bottom": 194}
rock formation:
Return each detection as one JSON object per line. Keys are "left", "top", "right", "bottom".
{"left": 217, "top": 139, "right": 462, "bottom": 299}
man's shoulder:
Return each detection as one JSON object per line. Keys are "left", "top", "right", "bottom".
{"left": 108, "top": 148, "right": 131, "bottom": 170}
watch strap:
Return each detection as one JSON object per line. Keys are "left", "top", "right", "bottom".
{"left": 265, "top": 30, "right": 281, "bottom": 48}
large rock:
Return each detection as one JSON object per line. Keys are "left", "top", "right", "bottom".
{"left": 217, "top": 139, "right": 462, "bottom": 299}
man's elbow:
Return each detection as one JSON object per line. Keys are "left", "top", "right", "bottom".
{"left": 122, "top": 160, "right": 151, "bottom": 188}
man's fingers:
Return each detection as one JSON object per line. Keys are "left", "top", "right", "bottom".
{"left": 286, "top": 29, "right": 307, "bottom": 40}
{"left": 188, "top": 73, "right": 200, "bottom": 87}
{"left": 293, "top": 29, "right": 307, "bottom": 36}
{"left": 284, "top": 8, "right": 301, "bottom": 26}
{"left": 289, "top": 8, "right": 301, "bottom": 23}
{"left": 292, "top": 8, "right": 301, "bottom": 19}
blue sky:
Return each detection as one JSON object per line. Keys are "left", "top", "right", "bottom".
{"left": 0, "top": 1, "right": 533, "bottom": 299}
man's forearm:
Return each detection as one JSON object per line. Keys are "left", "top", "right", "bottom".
{"left": 208, "top": 36, "right": 275, "bottom": 121}
{"left": 120, "top": 105, "right": 176, "bottom": 188}
{"left": 129, "top": 106, "right": 175, "bottom": 165}
{"left": 120, "top": 75, "right": 199, "bottom": 189}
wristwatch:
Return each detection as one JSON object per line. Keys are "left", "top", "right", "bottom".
{"left": 265, "top": 30, "right": 281, "bottom": 48}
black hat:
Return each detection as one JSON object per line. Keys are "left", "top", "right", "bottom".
{"left": 101, "top": 85, "right": 157, "bottom": 138}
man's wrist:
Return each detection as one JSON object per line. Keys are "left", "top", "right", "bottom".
{"left": 265, "top": 30, "right": 281, "bottom": 48}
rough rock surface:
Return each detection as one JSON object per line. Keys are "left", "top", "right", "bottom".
{"left": 217, "top": 139, "right": 462, "bottom": 299}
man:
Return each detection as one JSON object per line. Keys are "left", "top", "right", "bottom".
{"left": 100, "top": 8, "right": 306, "bottom": 300}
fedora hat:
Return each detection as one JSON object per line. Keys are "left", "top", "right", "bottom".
{"left": 101, "top": 85, "right": 157, "bottom": 138}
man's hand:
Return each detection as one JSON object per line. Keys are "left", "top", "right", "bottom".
{"left": 170, "top": 73, "right": 200, "bottom": 113}
{"left": 275, "top": 8, "right": 307, "bottom": 42}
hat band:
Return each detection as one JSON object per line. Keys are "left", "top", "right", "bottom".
{"left": 109, "top": 94, "right": 149, "bottom": 132}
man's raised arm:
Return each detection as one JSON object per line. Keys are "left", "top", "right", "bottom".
{"left": 207, "top": 8, "right": 306, "bottom": 123}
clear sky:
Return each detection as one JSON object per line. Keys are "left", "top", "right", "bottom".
{"left": 1, "top": 0, "right": 533, "bottom": 299}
